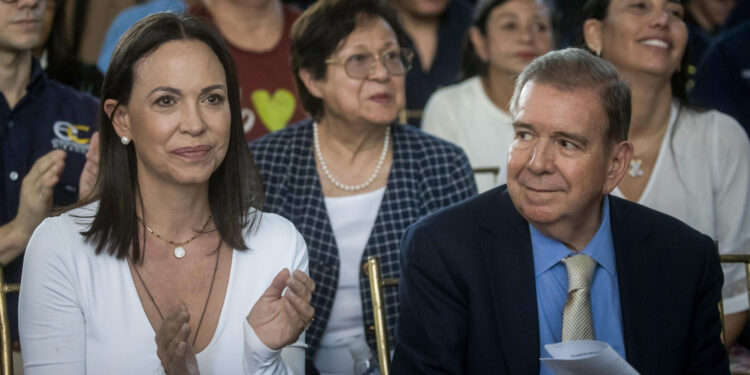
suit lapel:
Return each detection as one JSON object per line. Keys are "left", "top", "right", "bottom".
{"left": 610, "top": 196, "right": 662, "bottom": 373}
{"left": 480, "top": 189, "right": 540, "bottom": 374}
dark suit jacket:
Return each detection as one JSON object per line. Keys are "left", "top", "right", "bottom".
{"left": 392, "top": 186, "right": 729, "bottom": 374}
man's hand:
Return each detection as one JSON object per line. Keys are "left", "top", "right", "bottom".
{"left": 78, "top": 132, "right": 99, "bottom": 200}
{"left": 15, "top": 149, "right": 66, "bottom": 234}
{"left": 0, "top": 149, "right": 66, "bottom": 265}
{"left": 155, "top": 304, "right": 200, "bottom": 375}
{"left": 248, "top": 269, "right": 315, "bottom": 350}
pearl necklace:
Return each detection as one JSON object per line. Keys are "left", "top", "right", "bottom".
{"left": 313, "top": 122, "right": 390, "bottom": 192}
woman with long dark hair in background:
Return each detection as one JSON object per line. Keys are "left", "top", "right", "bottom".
{"left": 582, "top": 0, "right": 750, "bottom": 348}
{"left": 422, "top": 0, "right": 554, "bottom": 192}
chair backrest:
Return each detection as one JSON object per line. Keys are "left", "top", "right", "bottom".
{"left": 718, "top": 254, "right": 750, "bottom": 345}
{"left": 366, "top": 256, "right": 399, "bottom": 375}
{"left": 0, "top": 267, "right": 19, "bottom": 375}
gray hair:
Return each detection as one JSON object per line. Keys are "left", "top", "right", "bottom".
{"left": 509, "top": 48, "right": 631, "bottom": 144}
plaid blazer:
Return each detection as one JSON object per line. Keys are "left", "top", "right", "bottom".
{"left": 249, "top": 119, "right": 477, "bottom": 364}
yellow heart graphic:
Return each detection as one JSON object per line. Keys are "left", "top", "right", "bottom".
{"left": 251, "top": 89, "right": 296, "bottom": 132}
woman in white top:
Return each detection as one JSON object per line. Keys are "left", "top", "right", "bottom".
{"left": 583, "top": 0, "right": 750, "bottom": 347}
{"left": 19, "top": 13, "right": 315, "bottom": 374}
{"left": 422, "top": 0, "right": 554, "bottom": 192}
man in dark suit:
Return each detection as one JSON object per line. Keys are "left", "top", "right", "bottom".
{"left": 391, "top": 48, "right": 729, "bottom": 374}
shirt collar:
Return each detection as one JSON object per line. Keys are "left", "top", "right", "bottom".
{"left": 530, "top": 196, "right": 616, "bottom": 277}
{"left": 26, "top": 58, "right": 45, "bottom": 96}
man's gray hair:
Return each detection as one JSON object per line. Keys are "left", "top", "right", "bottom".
{"left": 509, "top": 48, "right": 631, "bottom": 144}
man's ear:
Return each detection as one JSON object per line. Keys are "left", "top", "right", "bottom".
{"left": 602, "top": 140, "right": 633, "bottom": 195}
{"left": 104, "top": 99, "right": 131, "bottom": 141}
{"left": 469, "top": 26, "right": 489, "bottom": 62}
{"left": 583, "top": 18, "right": 604, "bottom": 56}
{"left": 298, "top": 68, "right": 325, "bottom": 100}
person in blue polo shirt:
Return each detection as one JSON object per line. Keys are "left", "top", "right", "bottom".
{"left": 0, "top": 0, "right": 98, "bottom": 356}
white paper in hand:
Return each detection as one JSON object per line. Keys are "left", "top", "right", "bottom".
{"left": 540, "top": 340, "right": 639, "bottom": 375}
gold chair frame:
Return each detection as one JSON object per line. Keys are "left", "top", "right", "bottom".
{"left": 719, "top": 254, "right": 750, "bottom": 375}
{"left": 367, "top": 256, "right": 398, "bottom": 375}
{"left": 719, "top": 254, "right": 750, "bottom": 344}
{"left": 0, "top": 267, "right": 19, "bottom": 375}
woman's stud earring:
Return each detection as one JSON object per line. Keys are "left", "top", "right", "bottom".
{"left": 121, "top": 136, "right": 131, "bottom": 145}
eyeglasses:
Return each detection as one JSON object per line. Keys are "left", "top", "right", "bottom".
{"left": 326, "top": 48, "right": 414, "bottom": 79}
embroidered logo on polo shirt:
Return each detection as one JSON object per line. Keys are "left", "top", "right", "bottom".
{"left": 51, "top": 120, "right": 91, "bottom": 154}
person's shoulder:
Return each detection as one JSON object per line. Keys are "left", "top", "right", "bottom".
{"left": 242, "top": 211, "right": 305, "bottom": 259}
{"left": 27, "top": 202, "right": 98, "bottom": 260}
{"left": 432, "top": 77, "right": 478, "bottom": 99}
{"left": 411, "top": 186, "right": 505, "bottom": 234}
{"left": 248, "top": 211, "right": 298, "bottom": 238}
{"left": 425, "top": 78, "right": 479, "bottom": 109}
{"left": 394, "top": 123, "right": 465, "bottom": 157}
{"left": 249, "top": 119, "right": 311, "bottom": 152}
{"left": 716, "top": 21, "right": 750, "bottom": 46}
{"left": 680, "top": 107, "right": 750, "bottom": 150}
{"left": 115, "top": 0, "right": 184, "bottom": 25}
{"left": 609, "top": 195, "right": 714, "bottom": 251}
{"left": 45, "top": 79, "right": 100, "bottom": 108}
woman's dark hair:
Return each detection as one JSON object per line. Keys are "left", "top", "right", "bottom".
{"left": 459, "top": 0, "right": 556, "bottom": 80}
{"left": 581, "top": 0, "right": 691, "bottom": 104}
{"left": 80, "top": 12, "right": 264, "bottom": 262}
{"left": 290, "top": 0, "right": 410, "bottom": 120}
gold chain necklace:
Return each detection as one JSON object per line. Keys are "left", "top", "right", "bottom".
{"left": 138, "top": 215, "right": 212, "bottom": 259}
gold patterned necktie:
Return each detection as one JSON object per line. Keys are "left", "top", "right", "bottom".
{"left": 561, "top": 253, "right": 598, "bottom": 341}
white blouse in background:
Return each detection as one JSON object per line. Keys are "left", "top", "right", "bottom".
{"left": 19, "top": 203, "right": 308, "bottom": 375}
{"left": 613, "top": 101, "right": 750, "bottom": 314}
{"left": 314, "top": 187, "right": 386, "bottom": 375}
{"left": 422, "top": 76, "right": 515, "bottom": 192}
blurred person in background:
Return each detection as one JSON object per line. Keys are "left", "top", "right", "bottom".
{"left": 685, "top": 0, "right": 736, "bottom": 37}
{"left": 683, "top": 0, "right": 736, "bottom": 85}
{"left": 691, "top": 20, "right": 750, "bottom": 136}
{"left": 250, "top": 1, "right": 477, "bottom": 373}
{"left": 391, "top": 0, "right": 473, "bottom": 126}
{"left": 97, "top": 0, "right": 189, "bottom": 74}
{"left": 0, "top": 0, "right": 98, "bottom": 370}
{"left": 34, "top": 0, "right": 103, "bottom": 96}
{"left": 422, "top": 0, "right": 554, "bottom": 192}
{"left": 190, "top": 0, "right": 308, "bottom": 141}
{"left": 583, "top": 0, "right": 750, "bottom": 348}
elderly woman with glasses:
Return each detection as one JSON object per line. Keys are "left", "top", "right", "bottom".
{"left": 249, "top": 0, "right": 477, "bottom": 372}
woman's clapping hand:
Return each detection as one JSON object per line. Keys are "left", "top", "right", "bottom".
{"left": 248, "top": 269, "right": 316, "bottom": 350}
{"left": 155, "top": 304, "right": 200, "bottom": 375}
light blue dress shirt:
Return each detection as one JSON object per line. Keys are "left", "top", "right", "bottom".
{"left": 530, "top": 197, "right": 626, "bottom": 375}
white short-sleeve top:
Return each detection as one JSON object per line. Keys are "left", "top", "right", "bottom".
{"left": 422, "top": 76, "right": 515, "bottom": 193}
{"left": 19, "top": 202, "right": 308, "bottom": 375}
{"left": 613, "top": 101, "right": 750, "bottom": 314}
